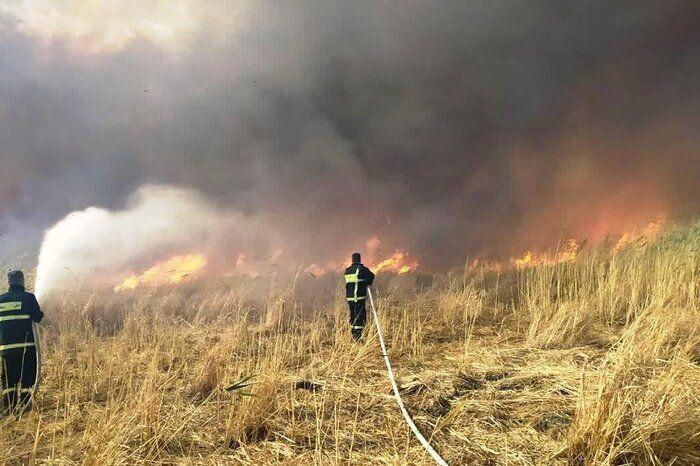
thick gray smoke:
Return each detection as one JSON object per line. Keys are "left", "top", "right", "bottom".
{"left": 1, "top": 1, "right": 699, "bottom": 270}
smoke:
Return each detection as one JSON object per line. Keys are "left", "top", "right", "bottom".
{"left": 2, "top": 1, "right": 700, "bottom": 271}
{"left": 34, "top": 185, "right": 274, "bottom": 298}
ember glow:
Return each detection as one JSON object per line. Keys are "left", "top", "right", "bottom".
{"left": 114, "top": 253, "right": 208, "bottom": 292}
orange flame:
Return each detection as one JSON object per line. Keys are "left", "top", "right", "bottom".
{"left": 369, "top": 250, "right": 418, "bottom": 274}
{"left": 512, "top": 239, "right": 580, "bottom": 269}
{"left": 612, "top": 220, "right": 665, "bottom": 254}
{"left": 114, "top": 253, "right": 208, "bottom": 292}
{"left": 469, "top": 220, "right": 667, "bottom": 273}
{"left": 304, "top": 236, "right": 420, "bottom": 276}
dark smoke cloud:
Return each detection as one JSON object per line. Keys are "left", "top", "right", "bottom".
{"left": 1, "top": 1, "right": 699, "bottom": 267}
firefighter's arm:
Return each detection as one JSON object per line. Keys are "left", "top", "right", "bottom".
{"left": 28, "top": 294, "right": 44, "bottom": 323}
{"left": 363, "top": 267, "right": 375, "bottom": 286}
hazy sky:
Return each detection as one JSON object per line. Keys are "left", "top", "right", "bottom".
{"left": 1, "top": 1, "right": 699, "bottom": 267}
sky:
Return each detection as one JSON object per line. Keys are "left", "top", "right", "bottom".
{"left": 1, "top": 0, "right": 699, "bottom": 268}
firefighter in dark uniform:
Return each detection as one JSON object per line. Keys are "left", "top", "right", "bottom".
{"left": 0, "top": 270, "right": 43, "bottom": 416}
{"left": 344, "top": 253, "right": 375, "bottom": 340}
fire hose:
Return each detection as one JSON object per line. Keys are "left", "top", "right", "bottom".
{"left": 367, "top": 288, "right": 448, "bottom": 466}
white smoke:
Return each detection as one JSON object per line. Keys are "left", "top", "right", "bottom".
{"left": 3, "top": 0, "right": 205, "bottom": 54}
{"left": 35, "top": 184, "right": 263, "bottom": 299}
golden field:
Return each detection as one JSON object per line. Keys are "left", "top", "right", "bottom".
{"left": 0, "top": 221, "right": 698, "bottom": 465}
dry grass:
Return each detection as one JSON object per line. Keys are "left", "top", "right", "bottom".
{"left": 0, "top": 221, "right": 698, "bottom": 465}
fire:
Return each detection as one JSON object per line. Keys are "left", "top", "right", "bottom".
{"left": 612, "top": 220, "right": 665, "bottom": 254}
{"left": 558, "top": 239, "right": 581, "bottom": 262}
{"left": 508, "top": 239, "right": 579, "bottom": 269}
{"left": 513, "top": 251, "right": 534, "bottom": 268}
{"left": 106, "top": 220, "right": 666, "bottom": 289}
{"left": 370, "top": 250, "right": 418, "bottom": 274}
{"left": 469, "top": 220, "right": 668, "bottom": 273}
{"left": 512, "top": 239, "right": 581, "bottom": 269}
{"left": 114, "top": 253, "right": 208, "bottom": 292}
{"left": 358, "top": 236, "right": 419, "bottom": 274}
{"left": 106, "top": 219, "right": 666, "bottom": 290}
{"left": 303, "top": 236, "right": 420, "bottom": 276}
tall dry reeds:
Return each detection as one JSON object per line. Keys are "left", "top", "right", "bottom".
{"left": 0, "top": 221, "right": 697, "bottom": 464}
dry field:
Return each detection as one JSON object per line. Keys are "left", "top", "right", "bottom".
{"left": 1, "top": 221, "right": 699, "bottom": 465}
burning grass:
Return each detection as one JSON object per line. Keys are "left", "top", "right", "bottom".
{"left": 0, "top": 221, "right": 698, "bottom": 464}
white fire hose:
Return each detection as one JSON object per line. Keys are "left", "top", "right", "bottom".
{"left": 31, "top": 321, "right": 42, "bottom": 393}
{"left": 367, "top": 288, "right": 448, "bottom": 466}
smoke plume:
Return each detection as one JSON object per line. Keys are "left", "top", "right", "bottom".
{"left": 34, "top": 185, "right": 274, "bottom": 298}
{"left": 1, "top": 1, "right": 699, "bottom": 272}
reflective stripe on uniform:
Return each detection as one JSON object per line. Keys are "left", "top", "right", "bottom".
{"left": 345, "top": 268, "right": 367, "bottom": 302}
{"left": 344, "top": 271, "right": 365, "bottom": 283}
{"left": 0, "top": 315, "right": 30, "bottom": 322}
{"left": 2, "top": 387, "right": 33, "bottom": 395}
{"left": 0, "top": 302, "right": 22, "bottom": 312}
{"left": 0, "top": 342, "right": 35, "bottom": 351}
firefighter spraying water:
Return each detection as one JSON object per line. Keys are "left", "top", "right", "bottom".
{"left": 0, "top": 271, "right": 43, "bottom": 417}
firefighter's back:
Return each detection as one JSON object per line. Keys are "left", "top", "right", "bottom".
{"left": 0, "top": 289, "right": 37, "bottom": 349}
{"left": 0, "top": 270, "right": 42, "bottom": 416}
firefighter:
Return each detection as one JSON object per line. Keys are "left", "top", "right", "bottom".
{"left": 0, "top": 270, "right": 43, "bottom": 416}
{"left": 344, "top": 253, "right": 375, "bottom": 340}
